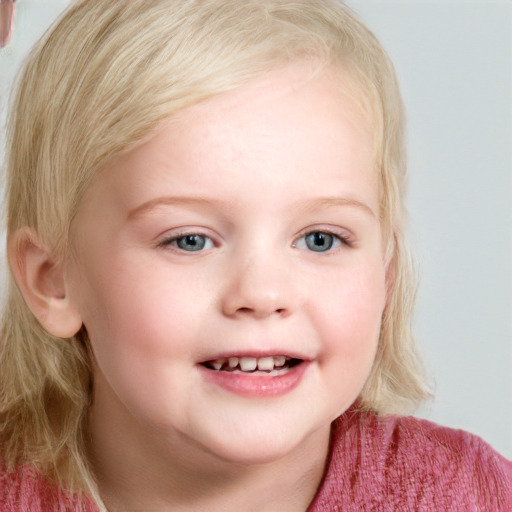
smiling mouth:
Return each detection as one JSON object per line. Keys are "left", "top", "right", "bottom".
{"left": 201, "top": 356, "right": 302, "bottom": 374}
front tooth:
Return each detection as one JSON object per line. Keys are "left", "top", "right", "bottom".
{"left": 239, "top": 357, "right": 257, "bottom": 371}
{"left": 273, "top": 355, "right": 286, "bottom": 367}
{"left": 257, "top": 357, "right": 274, "bottom": 371}
{"left": 228, "top": 357, "right": 239, "bottom": 368}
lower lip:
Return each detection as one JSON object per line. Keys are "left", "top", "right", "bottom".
{"left": 198, "top": 362, "right": 309, "bottom": 398}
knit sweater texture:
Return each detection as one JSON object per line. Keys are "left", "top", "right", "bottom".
{"left": 308, "top": 411, "right": 511, "bottom": 511}
{"left": 2, "top": 411, "right": 511, "bottom": 511}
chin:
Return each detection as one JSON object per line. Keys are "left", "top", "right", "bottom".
{"left": 188, "top": 417, "right": 328, "bottom": 468}
{"left": 206, "top": 438, "right": 301, "bottom": 466}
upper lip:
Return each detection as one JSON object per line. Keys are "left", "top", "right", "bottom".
{"left": 198, "top": 350, "right": 312, "bottom": 364}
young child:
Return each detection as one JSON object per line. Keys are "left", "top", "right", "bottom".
{"left": 1, "top": 1, "right": 510, "bottom": 511}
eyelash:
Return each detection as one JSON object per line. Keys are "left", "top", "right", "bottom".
{"left": 156, "top": 228, "right": 354, "bottom": 253}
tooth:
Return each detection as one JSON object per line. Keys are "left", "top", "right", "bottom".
{"left": 239, "top": 357, "right": 257, "bottom": 372}
{"left": 273, "top": 356, "right": 286, "bottom": 367}
{"left": 257, "top": 357, "right": 274, "bottom": 371}
{"left": 228, "top": 357, "right": 239, "bottom": 368}
{"left": 211, "top": 359, "right": 225, "bottom": 370}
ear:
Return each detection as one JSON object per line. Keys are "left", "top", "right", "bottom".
{"left": 8, "top": 227, "right": 83, "bottom": 338}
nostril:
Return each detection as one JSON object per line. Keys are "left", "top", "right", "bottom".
{"left": 234, "top": 306, "right": 287, "bottom": 318}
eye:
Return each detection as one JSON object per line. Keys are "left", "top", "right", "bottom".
{"left": 305, "top": 232, "right": 339, "bottom": 252}
{"left": 294, "top": 231, "right": 344, "bottom": 252}
{"left": 159, "top": 233, "right": 214, "bottom": 252}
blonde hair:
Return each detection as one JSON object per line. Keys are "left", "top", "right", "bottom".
{"left": 1, "top": 0, "right": 430, "bottom": 502}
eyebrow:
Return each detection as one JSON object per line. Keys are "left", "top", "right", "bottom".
{"left": 126, "top": 196, "right": 230, "bottom": 221}
{"left": 127, "top": 195, "right": 377, "bottom": 220}
{"left": 298, "top": 197, "right": 377, "bottom": 218}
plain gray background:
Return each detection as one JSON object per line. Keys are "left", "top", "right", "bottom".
{"left": 1, "top": 1, "right": 511, "bottom": 458}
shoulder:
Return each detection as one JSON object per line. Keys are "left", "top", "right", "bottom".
{"left": 310, "top": 410, "right": 512, "bottom": 512}
{"left": 0, "top": 459, "right": 98, "bottom": 512}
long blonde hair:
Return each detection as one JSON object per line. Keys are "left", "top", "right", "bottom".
{"left": 1, "top": 0, "right": 430, "bottom": 502}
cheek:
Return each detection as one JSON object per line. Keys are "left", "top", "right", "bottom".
{"left": 77, "top": 256, "right": 212, "bottom": 365}
{"left": 302, "top": 261, "right": 386, "bottom": 417}
{"left": 319, "top": 263, "right": 386, "bottom": 361}
{"left": 77, "top": 270, "right": 192, "bottom": 409}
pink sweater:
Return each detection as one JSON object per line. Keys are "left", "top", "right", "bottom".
{"left": 2, "top": 411, "right": 511, "bottom": 511}
{"left": 308, "top": 411, "right": 512, "bottom": 511}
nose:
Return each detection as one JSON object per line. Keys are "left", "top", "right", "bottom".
{"left": 221, "top": 249, "right": 299, "bottom": 319}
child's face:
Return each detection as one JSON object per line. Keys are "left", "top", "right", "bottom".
{"left": 67, "top": 63, "right": 386, "bottom": 466}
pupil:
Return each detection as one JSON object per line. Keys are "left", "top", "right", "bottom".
{"left": 313, "top": 233, "right": 325, "bottom": 245}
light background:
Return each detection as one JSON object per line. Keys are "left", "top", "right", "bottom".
{"left": 1, "top": 1, "right": 511, "bottom": 458}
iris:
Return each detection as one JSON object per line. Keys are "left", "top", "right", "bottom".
{"left": 305, "top": 232, "right": 335, "bottom": 252}
{"left": 176, "top": 234, "right": 208, "bottom": 251}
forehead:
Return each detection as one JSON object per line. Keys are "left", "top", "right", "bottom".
{"left": 81, "top": 62, "right": 379, "bottom": 219}
{"left": 171, "top": 61, "right": 377, "bottom": 154}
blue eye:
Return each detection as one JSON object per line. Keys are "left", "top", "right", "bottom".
{"left": 159, "top": 233, "right": 214, "bottom": 252}
{"left": 294, "top": 231, "right": 343, "bottom": 252}
{"left": 305, "top": 232, "right": 335, "bottom": 252}
{"left": 177, "top": 234, "right": 207, "bottom": 251}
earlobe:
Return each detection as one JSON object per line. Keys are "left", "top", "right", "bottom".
{"left": 7, "top": 227, "right": 83, "bottom": 338}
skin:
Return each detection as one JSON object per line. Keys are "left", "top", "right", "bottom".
{"left": 59, "top": 62, "right": 386, "bottom": 511}
{"left": 0, "top": 0, "right": 15, "bottom": 47}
